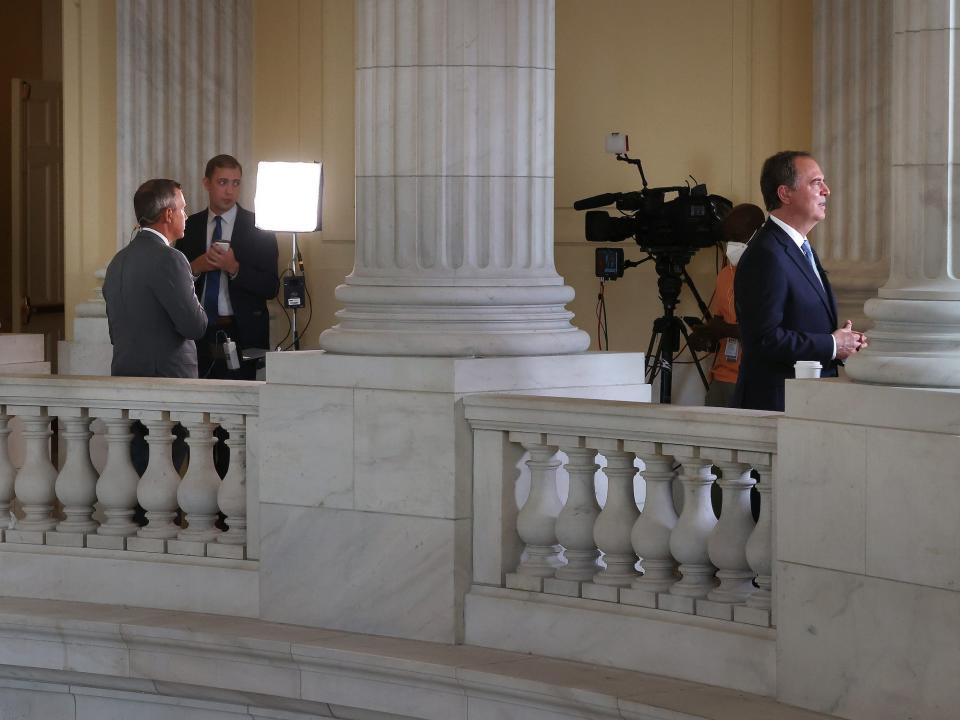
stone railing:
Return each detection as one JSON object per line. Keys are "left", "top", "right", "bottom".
{"left": 465, "top": 394, "right": 779, "bottom": 627}
{"left": 0, "top": 375, "right": 260, "bottom": 560}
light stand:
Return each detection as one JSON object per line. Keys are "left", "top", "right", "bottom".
{"left": 254, "top": 161, "right": 323, "bottom": 351}
{"left": 289, "top": 233, "right": 303, "bottom": 350}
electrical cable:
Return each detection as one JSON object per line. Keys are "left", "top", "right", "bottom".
{"left": 295, "top": 247, "right": 314, "bottom": 343}
{"left": 274, "top": 267, "right": 294, "bottom": 349}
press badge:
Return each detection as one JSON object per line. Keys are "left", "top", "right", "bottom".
{"left": 723, "top": 338, "right": 740, "bottom": 361}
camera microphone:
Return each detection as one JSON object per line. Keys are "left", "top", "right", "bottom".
{"left": 573, "top": 193, "right": 620, "bottom": 211}
{"left": 574, "top": 191, "right": 646, "bottom": 211}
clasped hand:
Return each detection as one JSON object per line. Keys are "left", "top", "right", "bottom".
{"left": 832, "top": 319, "right": 868, "bottom": 360}
{"left": 190, "top": 243, "right": 239, "bottom": 276}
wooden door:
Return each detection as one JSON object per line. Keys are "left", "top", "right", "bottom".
{"left": 10, "top": 78, "right": 64, "bottom": 368}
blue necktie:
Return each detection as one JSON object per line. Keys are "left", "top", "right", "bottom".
{"left": 801, "top": 238, "right": 824, "bottom": 289}
{"left": 202, "top": 215, "right": 223, "bottom": 320}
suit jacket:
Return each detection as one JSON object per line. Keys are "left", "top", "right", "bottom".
{"left": 177, "top": 205, "right": 279, "bottom": 350}
{"left": 103, "top": 230, "right": 208, "bottom": 378}
{"left": 732, "top": 218, "right": 839, "bottom": 411}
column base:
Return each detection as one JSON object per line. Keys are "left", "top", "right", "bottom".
{"left": 319, "top": 283, "right": 591, "bottom": 357}
{"left": 845, "top": 296, "right": 960, "bottom": 387}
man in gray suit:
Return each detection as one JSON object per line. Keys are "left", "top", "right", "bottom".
{"left": 104, "top": 179, "right": 208, "bottom": 377}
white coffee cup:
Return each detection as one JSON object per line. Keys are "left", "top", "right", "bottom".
{"left": 794, "top": 360, "right": 822, "bottom": 379}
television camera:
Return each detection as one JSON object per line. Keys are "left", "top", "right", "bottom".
{"left": 574, "top": 133, "right": 733, "bottom": 403}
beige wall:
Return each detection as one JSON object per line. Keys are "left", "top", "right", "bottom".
{"left": 61, "top": 0, "right": 811, "bottom": 358}
{"left": 555, "top": 0, "right": 812, "bottom": 361}
{"left": 62, "top": 0, "right": 117, "bottom": 339}
{"left": 252, "top": 0, "right": 356, "bottom": 349}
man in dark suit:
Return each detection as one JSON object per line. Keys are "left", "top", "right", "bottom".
{"left": 177, "top": 154, "right": 279, "bottom": 380}
{"left": 732, "top": 151, "right": 867, "bottom": 411}
{"left": 104, "top": 179, "right": 208, "bottom": 378}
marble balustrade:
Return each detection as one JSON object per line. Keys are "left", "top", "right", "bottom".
{"left": 465, "top": 395, "right": 778, "bottom": 627}
{"left": 0, "top": 375, "right": 259, "bottom": 559}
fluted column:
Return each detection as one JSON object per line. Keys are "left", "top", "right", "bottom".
{"left": 812, "top": 0, "right": 893, "bottom": 328}
{"left": 846, "top": 1, "right": 960, "bottom": 386}
{"left": 319, "top": 0, "right": 589, "bottom": 356}
{"left": 0, "top": 408, "right": 15, "bottom": 530}
{"left": 553, "top": 444, "right": 600, "bottom": 581}
{"left": 54, "top": 412, "right": 99, "bottom": 534}
{"left": 116, "top": 0, "right": 252, "bottom": 247}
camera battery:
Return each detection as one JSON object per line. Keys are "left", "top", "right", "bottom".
{"left": 595, "top": 247, "right": 625, "bottom": 280}
{"left": 283, "top": 275, "right": 306, "bottom": 308}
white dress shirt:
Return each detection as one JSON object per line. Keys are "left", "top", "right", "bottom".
{"left": 202, "top": 204, "right": 238, "bottom": 317}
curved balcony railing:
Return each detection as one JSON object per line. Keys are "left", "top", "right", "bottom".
{"left": 0, "top": 375, "right": 259, "bottom": 560}
{"left": 464, "top": 394, "right": 779, "bottom": 627}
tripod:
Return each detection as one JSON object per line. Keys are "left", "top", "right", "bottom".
{"left": 643, "top": 250, "right": 712, "bottom": 404}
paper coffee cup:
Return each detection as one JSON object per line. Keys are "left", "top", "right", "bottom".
{"left": 794, "top": 360, "right": 822, "bottom": 379}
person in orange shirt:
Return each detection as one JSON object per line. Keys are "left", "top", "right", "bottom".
{"left": 689, "top": 203, "right": 762, "bottom": 406}
{"left": 690, "top": 240, "right": 745, "bottom": 406}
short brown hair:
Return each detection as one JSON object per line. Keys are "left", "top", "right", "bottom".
{"left": 134, "top": 179, "right": 182, "bottom": 227}
{"left": 204, "top": 154, "right": 242, "bottom": 179}
{"left": 760, "top": 151, "right": 812, "bottom": 211}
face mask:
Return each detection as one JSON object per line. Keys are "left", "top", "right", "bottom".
{"left": 725, "top": 242, "right": 747, "bottom": 267}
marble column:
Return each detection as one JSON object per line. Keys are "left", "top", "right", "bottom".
{"left": 812, "top": 0, "right": 893, "bottom": 330}
{"left": 115, "top": 0, "right": 253, "bottom": 247}
{"left": 846, "top": 1, "right": 960, "bottom": 386}
{"left": 319, "top": 0, "right": 589, "bottom": 356}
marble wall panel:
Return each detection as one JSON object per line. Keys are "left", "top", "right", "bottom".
{"left": 74, "top": 693, "right": 249, "bottom": 720}
{"left": 259, "top": 503, "right": 469, "bottom": 643}
{"left": 127, "top": 643, "right": 300, "bottom": 701}
{"left": 465, "top": 696, "right": 594, "bottom": 720}
{"left": 464, "top": 591, "right": 775, "bottom": 696}
{"left": 777, "top": 561, "right": 960, "bottom": 720}
{"left": 865, "top": 427, "right": 960, "bottom": 590}
{"left": 258, "top": 385, "right": 355, "bottom": 510}
{"left": 0, "top": 684, "right": 75, "bottom": 720}
{"left": 776, "top": 419, "right": 867, "bottom": 574}
{"left": 299, "top": 666, "right": 466, "bottom": 720}
{"left": 353, "top": 389, "right": 460, "bottom": 518}
{"left": 0, "top": 552, "right": 258, "bottom": 617}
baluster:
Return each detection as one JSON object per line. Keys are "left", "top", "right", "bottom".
{"left": 551, "top": 442, "right": 600, "bottom": 589}
{"left": 0, "top": 407, "right": 15, "bottom": 532}
{"left": 10, "top": 409, "right": 57, "bottom": 538}
{"left": 738, "top": 455, "right": 775, "bottom": 626}
{"left": 621, "top": 444, "right": 678, "bottom": 607}
{"left": 662, "top": 447, "right": 718, "bottom": 612}
{"left": 506, "top": 435, "right": 563, "bottom": 591}
{"left": 176, "top": 413, "right": 221, "bottom": 543}
{"left": 91, "top": 413, "right": 140, "bottom": 545}
{"left": 588, "top": 445, "right": 640, "bottom": 598}
{"left": 701, "top": 453, "right": 757, "bottom": 618}
{"left": 52, "top": 410, "right": 99, "bottom": 538}
{"left": 134, "top": 413, "right": 181, "bottom": 542}
{"left": 214, "top": 416, "right": 247, "bottom": 552}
